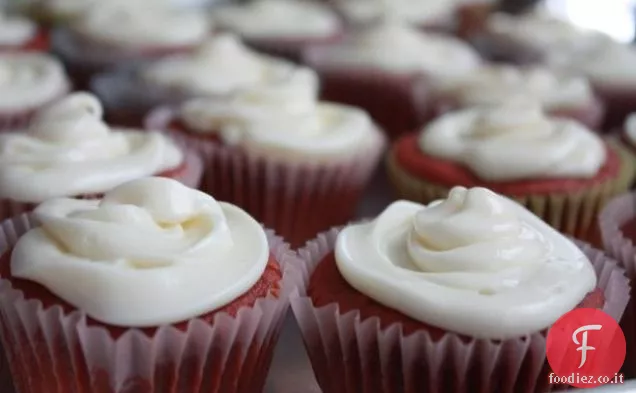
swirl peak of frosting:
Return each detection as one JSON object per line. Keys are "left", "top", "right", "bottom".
{"left": 11, "top": 177, "right": 270, "bottom": 327}
{"left": 418, "top": 100, "right": 606, "bottom": 181}
{"left": 336, "top": 186, "right": 597, "bottom": 339}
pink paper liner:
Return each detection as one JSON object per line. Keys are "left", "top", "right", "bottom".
{"left": 0, "top": 143, "right": 203, "bottom": 221}
{"left": 146, "top": 107, "right": 387, "bottom": 248}
{"left": 292, "top": 227, "right": 630, "bottom": 393}
{"left": 0, "top": 213, "right": 305, "bottom": 393}
{"left": 302, "top": 47, "right": 432, "bottom": 140}
{"left": 599, "top": 191, "right": 636, "bottom": 376}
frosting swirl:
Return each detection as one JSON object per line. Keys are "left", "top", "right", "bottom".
{"left": 336, "top": 186, "right": 597, "bottom": 339}
{"left": 0, "top": 53, "right": 70, "bottom": 112}
{"left": 335, "top": 0, "right": 457, "bottom": 26}
{"left": 317, "top": 20, "right": 481, "bottom": 76}
{"left": 0, "top": 93, "right": 182, "bottom": 202}
{"left": 73, "top": 2, "right": 210, "bottom": 48}
{"left": 436, "top": 65, "right": 594, "bottom": 109}
{"left": 11, "top": 177, "right": 270, "bottom": 327}
{"left": 418, "top": 100, "right": 606, "bottom": 181}
{"left": 180, "top": 71, "right": 376, "bottom": 162}
{"left": 212, "top": 0, "right": 341, "bottom": 39}
{"left": 0, "top": 13, "right": 37, "bottom": 46}
{"left": 142, "top": 34, "right": 316, "bottom": 95}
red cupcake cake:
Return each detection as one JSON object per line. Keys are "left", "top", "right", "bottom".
{"left": 387, "top": 99, "right": 634, "bottom": 242}
{"left": 293, "top": 186, "right": 629, "bottom": 393}
{"left": 146, "top": 70, "right": 385, "bottom": 247}
{"left": 0, "top": 92, "right": 202, "bottom": 220}
{"left": 0, "top": 176, "right": 303, "bottom": 393}
{"left": 302, "top": 18, "right": 483, "bottom": 139}
{"left": 211, "top": 0, "right": 343, "bottom": 63}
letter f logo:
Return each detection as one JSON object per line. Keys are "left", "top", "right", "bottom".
{"left": 572, "top": 325, "right": 602, "bottom": 368}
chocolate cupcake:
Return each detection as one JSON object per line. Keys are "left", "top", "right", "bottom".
{"left": 0, "top": 176, "right": 303, "bottom": 393}
{"left": 293, "top": 186, "right": 630, "bottom": 393}
{"left": 387, "top": 99, "right": 635, "bottom": 242}
{"left": 211, "top": 0, "right": 343, "bottom": 62}
{"left": 0, "top": 92, "right": 202, "bottom": 220}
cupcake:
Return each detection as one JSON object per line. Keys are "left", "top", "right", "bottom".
{"left": 90, "top": 34, "right": 318, "bottom": 127}
{"left": 146, "top": 71, "right": 385, "bottom": 247}
{"left": 432, "top": 64, "right": 605, "bottom": 129}
{"left": 0, "top": 52, "right": 71, "bottom": 131}
{"left": 292, "top": 186, "right": 630, "bottom": 393}
{"left": 211, "top": 0, "right": 342, "bottom": 63}
{"left": 303, "top": 18, "right": 482, "bottom": 139}
{"left": 51, "top": 1, "right": 212, "bottom": 89}
{"left": 0, "top": 12, "right": 49, "bottom": 52}
{"left": 0, "top": 176, "right": 303, "bottom": 393}
{"left": 0, "top": 92, "right": 202, "bottom": 220}
{"left": 386, "top": 99, "right": 635, "bottom": 242}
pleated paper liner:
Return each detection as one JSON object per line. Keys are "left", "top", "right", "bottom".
{"left": 600, "top": 191, "right": 636, "bottom": 377}
{"left": 146, "top": 107, "right": 387, "bottom": 248}
{"left": 0, "top": 213, "right": 305, "bottom": 393}
{"left": 0, "top": 144, "right": 203, "bottom": 221}
{"left": 386, "top": 140, "right": 635, "bottom": 244}
{"left": 291, "top": 228, "right": 630, "bottom": 393}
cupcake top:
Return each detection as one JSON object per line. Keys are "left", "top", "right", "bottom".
{"left": 435, "top": 65, "right": 595, "bottom": 110}
{"left": 212, "top": 0, "right": 341, "bottom": 39}
{"left": 41, "top": 0, "right": 166, "bottom": 20}
{"left": 0, "top": 93, "right": 182, "bottom": 203}
{"left": 418, "top": 100, "right": 606, "bottom": 181}
{"left": 179, "top": 70, "right": 376, "bottom": 163}
{"left": 334, "top": 0, "right": 458, "bottom": 26}
{"left": 142, "top": 34, "right": 318, "bottom": 96}
{"left": 314, "top": 19, "right": 481, "bottom": 76}
{"left": 0, "top": 52, "right": 70, "bottom": 112}
{"left": 72, "top": 2, "right": 211, "bottom": 49}
{"left": 10, "top": 177, "right": 269, "bottom": 327}
{"left": 335, "top": 186, "right": 597, "bottom": 339}
{"left": 0, "top": 13, "right": 37, "bottom": 46}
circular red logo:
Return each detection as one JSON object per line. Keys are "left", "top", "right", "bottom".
{"left": 546, "top": 308, "right": 625, "bottom": 388}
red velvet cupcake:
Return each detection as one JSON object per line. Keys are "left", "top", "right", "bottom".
{"left": 432, "top": 64, "right": 605, "bottom": 130}
{"left": 0, "top": 176, "right": 303, "bottom": 393}
{"left": 0, "top": 92, "right": 203, "bottom": 220}
{"left": 51, "top": 1, "right": 212, "bottom": 89}
{"left": 292, "top": 187, "right": 630, "bottom": 393}
{"left": 146, "top": 73, "right": 385, "bottom": 247}
{"left": 387, "top": 100, "right": 634, "bottom": 242}
{"left": 0, "top": 12, "right": 49, "bottom": 52}
{"left": 302, "top": 18, "right": 483, "bottom": 139}
{"left": 211, "top": 0, "right": 344, "bottom": 63}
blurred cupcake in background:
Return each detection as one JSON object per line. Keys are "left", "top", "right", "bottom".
{"left": 211, "top": 0, "right": 342, "bottom": 62}
{"left": 303, "top": 17, "right": 482, "bottom": 139}
{"left": 387, "top": 99, "right": 634, "bottom": 242}
{"left": 432, "top": 64, "right": 605, "bottom": 129}
{"left": 0, "top": 52, "right": 70, "bottom": 130}
{"left": 51, "top": 1, "right": 211, "bottom": 89}
{"left": 146, "top": 70, "right": 385, "bottom": 247}
{"left": 0, "top": 92, "right": 202, "bottom": 220}
{"left": 293, "top": 186, "right": 629, "bottom": 393}
{"left": 0, "top": 176, "right": 303, "bottom": 393}
{"left": 90, "top": 34, "right": 318, "bottom": 127}
{"left": 0, "top": 12, "right": 49, "bottom": 52}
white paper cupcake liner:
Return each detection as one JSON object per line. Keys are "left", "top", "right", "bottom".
{"left": 0, "top": 213, "right": 305, "bottom": 393}
{"left": 291, "top": 228, "right": 630, "bottom": 393}
{"left": 146, "top": 107, "right": 387, "bottom": 248}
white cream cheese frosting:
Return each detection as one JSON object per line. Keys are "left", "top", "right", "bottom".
{"left": 72, "top": 2, "right": 210, "bottom": 49}
{"left": 316, "top": 19, "right": 481, "bottom": 76}
{"left": 436, "top": 65, "right": 594, "bottom": 110}
{"left": 212, "top": 0, "right": 340, "bottom": 39}
{"left": 335, "top": 0, "right": 458, "bottom": 26}
{"left": 0, "top": 13, "right": 37, "bottom": 46}
{"left": 0, "top": 52, "right": 70, "bottom": 112}
{"left": 624, "top": 113, "right": 636, "bottom": 147}
{"left": 11, "top": 177, "right": 270, "bottom": 327}
{"left": 142, "top": 34, "right": 317, "bottom": 95}
{"left": 419, "top": 100, "right": 606, "bottom": 181}
{"left": 0, "top": 93, "right": 183, "bottom": 203}
{"left": 335, "top": 186, "right": 597, "bottom": 339}
{"left": 179, "top": 70, "right": 376, "bottom": 162}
